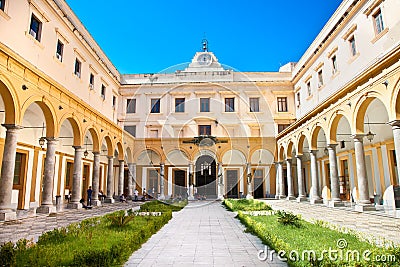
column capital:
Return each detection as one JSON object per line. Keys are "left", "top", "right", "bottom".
{"left": 295, "top": 154, "right": 303, "bottom": 159}
{"left": 119, "top": 159, "right": 124, "bottom": 163}
{"left": 45, "top": 137, "right": 58, "bottom": 143}
{"left": 92, "top": 151, "right": 100, "bottom": 156}
{"left": 388, "top": 120, "right": 400, "bottom": 128}
{"left": 107, "top": 155, "right": 113, "bottom": 160}
{"left": 351, "top": 134, "right": 365, "bottom": 142}
{"left": 72, "top": 146, "right": 83, "bottom": 150}
{"left": 327, "top": 143, "right": 338, "bottom": 149}
{"left": 1, "top": 124, "right": 23, "bottom": 131}
{"left": 309, "top": 149, "right": 318, "bottom": 155}
{"left": 286, "top": 158, "right": 292, "bottom": 162}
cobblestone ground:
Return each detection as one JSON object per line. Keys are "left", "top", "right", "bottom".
{"left": 0, "top": 202, "right": 141, "bottom": 244}
{"left": 262, "top": 199, "right": 400, "bottom": 245}
{"left": 125, "top": 201, "right": 287, "bottom": 267}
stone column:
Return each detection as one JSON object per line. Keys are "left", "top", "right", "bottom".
{"left": 388, "top": 120, "right": 400, "bottom": 183}
{"left": 286, "top": 159, "right": 295, "bottom": 200}
{"left": 127, "top": 163, "right": 135, "bottom": 199}
{"left": 0, "top": 125, "right": 22, "bottom": 221}
{"left": 37, "top": 138, "right": 58, "bottom": 214}
{"left": 67, "top": 146, "right": 83, "bottom": 209}
{"left": 159, "top": 163, "right": 165, "bottom": 200}
{"left": 277, "top": 162, "right": 286, "bottom": 199}
{"left": 91, "top": 152, "right": 101, "bottom": 206}
{"left": 275, "top": 162, "right": 279, "bottom": 199}
{"left": 310, "top": 150, "right": 322, "bottom": 204}
{"left": 352, "top": 135, "right": 374, "bottom": 211}
{"left": 246, "top": 163, "right": 253, "bottom": 199}
{"left": 217, "top": 162, "right": 224, "bottom": 200}
{"left": 105, "top": 156, "right": 115, "bottom": 203}
{"left": 327, "top": 144, "right": 343, "bottom": 207}
{"left": 188, "top": 163, "right": 194, "bottom": 200}
{"left": 118, "top": 160, "right": 124, "bottom": 197}
{"left": 295, "top": 155, "right": 307, "bottom": 202}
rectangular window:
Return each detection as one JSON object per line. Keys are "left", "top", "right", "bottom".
{"left": 373, "top": 10, "right": 384, "bottom": 35}
{"left": 112, "top": 95, "right": 116, "bottom": 108}
{"left": 307, "top": 81, "right": 312, "bottom": 96}
{"left": 296, "top": 92, "right": 301, "bottom": 106}
{"left": 126, "top": 99, "right": 136, "bottom": 113}
{"left": 277, "top": 97, "right": 288, "bottom": 112}
{"left": 148, "top": 170, "right": 159, "bottom": 195}
{"left": 225, "top": 98, "right": 235, "bottom": 112}
{"left": 74, "top": 58, "right": 81, "bottom": 78}
{"left": 56, "top": 40, "right": 64, "bottom": 62}
{"left": 124, "top": 125, "right": 136, "bottom": 137}
{"left": 318, "top": 70, "right": 324, "bottom": 87}
{"left": 29, "top": 14, "right": 42, "bottom": 42}
{"left": 331, "top": 55, "right": 338, "bottom": 74}
{"left": 65, "top": 161, "right": 73, "bottom": 188}
{"left": 89, "top": 73, "right": 94, "bottom": 88}
{"left": 249, "top": 97, "right": 260, "bottom": 112}
{"left": 199, "top": 125, "right": 211, "bottom": 136}
{"left": 13, "top": 153, "right": 25, "bottom": 185}
{"left": 278, "top": 124, "right": 290, "bottom": 133}
{"left": 101, "top": 84, "right": 106, "bottom": 99}
{"left": 151, "top": 98, "right": 160, "bottom": 113}
{"left": 149, "top": 129, "right": 158, "bottom": 138}
{"left": 0, "top": 0, "right": 5, "bottom": 11}
{"left": 200, "top": 98, "right": 210, "bottom": 112}
{"left": 175, "top": 98, "right": 185, "bottom": 113}
{"left": 349, "top": 36, "right": 357, "bottom": 57}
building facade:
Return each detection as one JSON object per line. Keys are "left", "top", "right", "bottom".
{"left": 0, "top": 0, "right": 399, "bottom": 221}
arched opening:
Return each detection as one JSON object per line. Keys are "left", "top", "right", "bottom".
{"left": 195, "top": 155, "right": 217, "bottom": 198}
{"left": 297, "top": 134, "right": 310, "bottom": 196}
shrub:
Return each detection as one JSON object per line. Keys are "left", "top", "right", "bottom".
{"left": 140, "top": 200, "right": 187, "bottom": 212}
{"left": 276, "top": 210, "right": 301, "bottom": 228}
{"left": 0, "top": 242, "right": 16, "bottom": 267}
{"left": 38, "top": 227, "right": 68, "bottom": 245}
{"left": 107, "top": 210, "right": 135, "bottom": 228}
{"left": 223, "top": 199, "right": 272, "bottom": 211}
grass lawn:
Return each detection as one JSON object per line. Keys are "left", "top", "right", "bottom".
{"left": 223, "top": 199, "right": 272, "bottom": 211}
{"left": 0, "top": 200, "right": 187, "bottom": 267}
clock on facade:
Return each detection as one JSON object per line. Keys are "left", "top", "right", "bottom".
{"left": 197, "top": 53, "right": 212, "bottom": 66}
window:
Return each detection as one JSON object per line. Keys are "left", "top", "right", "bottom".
{"left": 151, "top": 98, "right": 160, "bottom": 113}
{"left": 29, "top": 14, "right": 42, "bottom": 42}
{"left": 296, "top": 92, "right": 301, "bottom": 106}
{"left": 89, "top": 73, "right": 94, "bottom": 89}
{"left": 249, "top": 98, "right": 260, "bottom": 112}
{"left": 349, "top": 36, "right": 357, "bottom": 57}
{"left": 175, "top": 98, "right": 185, "bottom": 113}
{"left": 225, "top": 98, "right": 235, "bottom": 112}
{"left": 126, "top": 99, "right": 136, "bottom": 113}
{"left": 0, "top": 0, "right": 5, "bottom": 11}
{"left": 124, "top": 125, "right": 136, "bottom": 137}
{"left": 101, "top": 84, "right": 106, "bottom": 99}
{"left": 65, "top": 161, "right": 73, "bottom": 189}
{"left": 200, "top": 98, "right": 210, "bottom": 112}
{"left": 148, "top": 170, "right": 159, "bottom": 195}
{"left": 373, "top": 9, "right": 384, "bottom": 35}
{"left": 74, "top": 58, "right": 81, "bottom": 78}
{"left": 13, "top": 152, "right": 26, "bottom": 185}
{"left": 317, "top": 70, "right": 324, "bottom": 87}
{"left": 149, "top": 129, "right": 158, "bottom": 138}
{"left": 307, "top": 81, "right": 312, "bottom": 96}
{"left": 331, "top": 55, "right": 338, "bottom": 74}
{"left": 56, "top": 40, "right": 64, "bottom": 61}
{"left": 198, "top": 125, "right": 211, "bottom": 136}
{"left": 277, "top": 97, "right": 288, "bottom": 112}
{"left": 278, "top": 124, "right": 290, "bottom": 133}
{"left": 112, "top": 95, "right": 116, "bottom": 108}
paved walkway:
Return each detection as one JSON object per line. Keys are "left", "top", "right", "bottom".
{"left": 125, "top": 201, "right": 287, "bottom": 267}
{"left": 0, "top": 202, "right": 141, "bottom": 244}
{"left": 262, "top": 199, "right": 400, "bottom": 245}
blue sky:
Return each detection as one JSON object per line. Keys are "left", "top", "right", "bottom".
{"left": 65, "top": 0, "right": 342, "bottom": 74}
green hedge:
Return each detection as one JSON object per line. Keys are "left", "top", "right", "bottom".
{"left": 237, "top": 212, "right": 400, "bottom": 266}
{"left": 223, "top": 198, "right": 272, "bottom": 211}
{"left": 0, "top": 203, "right": 176, "bottom": 267}
{"left": 140, "top": 199, "right": 187, "bottom": 212}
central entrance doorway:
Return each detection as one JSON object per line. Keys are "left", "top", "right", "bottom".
{"left": 173, "top": 170, "right": 186, "bottom": 197}
{"left": 195, "top": 155, "right": 217, "bottom": 198}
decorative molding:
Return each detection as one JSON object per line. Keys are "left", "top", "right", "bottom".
{"left": 342, "top": 24, "right": 357, "bottom": 40}
{"left": 364, "top": 0, "right": 384, "bottom": 16}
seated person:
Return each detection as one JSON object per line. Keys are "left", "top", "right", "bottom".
{"left": 79, "top": 198, "right": 92, "bottom": 209}
{"left": 119, "top": 194, "right": 126, "bottom": 202}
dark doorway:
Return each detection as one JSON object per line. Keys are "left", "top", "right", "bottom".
{"left": 226, "top": 170, "right": 239, "bottom": 198}
{"left": 253, "top": 169, "right": 264, "bottom": 199}
{"left": 82, "top": 164, "right": 90, "bottom": 201}
{"left": 124, "top": 169, "right": 129, "bottom": 197}
{"left": 173, "top": 170, "right": 186, "bottom": 197}
{"left": 195, "top": 155, "right": 216, "bottom": 197}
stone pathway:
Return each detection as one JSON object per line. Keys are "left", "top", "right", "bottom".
{"left": 125, "top": 201, "right": 287, "bottom": 267}
{"left": 262, "top": 199, "right": 400, "bottom": 245}
{"left": 0, "top": 202, "right": 141, "bottom": 244}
